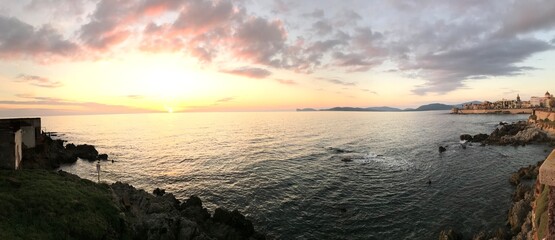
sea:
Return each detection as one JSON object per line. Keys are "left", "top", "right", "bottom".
{"left": 40, "top": 111, "right": 551, "bottom": 239}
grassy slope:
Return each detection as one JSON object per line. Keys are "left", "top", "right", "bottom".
{"left": 0, "top": 170, "right": 127, "bottom": 240}
{"left": 535, "top": 184, "right": 549, "bottom": 240}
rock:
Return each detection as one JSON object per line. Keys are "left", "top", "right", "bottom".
{"left": 341, "top": 157, "right": 353, "bottom": 162}
{"left": 439, "top": 227, "right": 461, "bottom": 240}
{"left": 213, "top": 208, "right": 255, "bottom": 238}
{"left": 72, "top": 144, "right": 98, "bottom": 161}
{"left": 509, "top": 172, "right": 521, "bottom": 186}
{"left": 471, "top": 134, "right": 489, "bottom": 142}
{"left": 180, "top": 196, "right": 210, "bottom": 223}
{"left": 97, "top": 154, "right": 108, "bottom": 160}
{"left": 513, "top": 184, "right": 531, "bottom": 202}
{"left": 508, "top": 199, "right": 531, "bottom": 233}
{"left": 153, "top": 187, "right": 166, "bottom": 196}
{"left": 439, "top": 146, "right": 447, "bottom": 153}
{"left": 460, "top": 134, "right": 473, "bottom": 142}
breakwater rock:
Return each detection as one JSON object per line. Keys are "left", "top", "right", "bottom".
{"left": 111, "top": 182, "right": 266, "bottom": 240}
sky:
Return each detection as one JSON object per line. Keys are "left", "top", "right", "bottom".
{"left": 0, "top": 0, "right": 554, "bottom": 116}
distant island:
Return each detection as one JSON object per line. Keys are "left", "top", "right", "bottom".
{"left": 297, "top": 103, "right": 454, "bottom": 112}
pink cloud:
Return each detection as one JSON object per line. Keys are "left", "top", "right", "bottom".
{"left": 222, "top": 67, "right": 272, "bottom": 79}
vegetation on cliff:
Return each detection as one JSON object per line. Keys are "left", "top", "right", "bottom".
{"left": 0, "top": 169, "right": 126, "bottom": 240}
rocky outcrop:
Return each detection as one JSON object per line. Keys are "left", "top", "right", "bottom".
{"left": 21, "top": 134, "right": 108, "bottom": 169}
{"left": 461, "top": 121, "right": 553, "bottom": 146}
{"left": 485, "top": 121, "right": 551, "bottom": 145}
{"left": 439, "top": 146, "right": 447, "bottom": 153}
{"left": 111, "top": 182, "right": 266, "bottom": 240}
{"left": 438, "top": 227, "right": 461, "bottom": 240}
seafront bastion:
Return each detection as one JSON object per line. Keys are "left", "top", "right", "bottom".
{"left": 452, "top": 91, "right": 554, "bottom": 114}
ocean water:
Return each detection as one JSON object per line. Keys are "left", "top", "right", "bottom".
{"left": 42, "top": 111, "right": 551, "bottom": 239}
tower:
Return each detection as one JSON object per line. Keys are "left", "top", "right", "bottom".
{"left": 516, "top": 94, "right": 521, "bottom": 102}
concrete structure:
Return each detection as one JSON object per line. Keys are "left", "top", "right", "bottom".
{"left": 0, "top": 118, "right": 41, "bottom": 170}
{"left": 539, "top": 150, "right": 555, "bottom": 239}
{"left": 0, "top": 129, "right": 23, "bottom": 170}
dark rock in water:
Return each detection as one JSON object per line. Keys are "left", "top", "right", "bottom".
{"left": 341, "top": 157, "right": 353, "bottom": 162}
{"left": 471, "top": 133, "right": 489, "bottom": 142}
{"left": 439, "top": 146, "right": 447, "bottom": 153}
{"left": 72, "top": 144, "right": 98, "bottom": 161}
{"left": 153, "top": 187, "right": 165, "bottom": 196}
{"left": 460, "top": 144, "right": 466, "bottom": 149}
{"left": 438, "top": 227, "right": 461, "bottom": 240}
{"left": 499, "top": 121, "right": 508, "bottom": 126}
{"left": 97, "top": 154, "right": 108, "bottom": 160}
{"left": 460, "top": 134, "right": 473, "bottom": 142}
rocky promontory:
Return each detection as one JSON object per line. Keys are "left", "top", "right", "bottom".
{"left": 4, "top": 133, "right": 267, "bottom": 240}
{"left": 112, "top": 182, "right": 265, "bottom": 240}
{"left": 459, "top": 121, "right": 555, "bottom": 146}
{"left": 21, "top": 134, "right": 108, "bottom": 169}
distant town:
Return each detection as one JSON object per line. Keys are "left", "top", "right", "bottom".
{"left": 451, "top": 91, "right": 554, "bottom": 114}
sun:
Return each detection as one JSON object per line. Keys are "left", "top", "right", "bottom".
{"left": 167, "top": 107, "right": 173, "bottom": 113}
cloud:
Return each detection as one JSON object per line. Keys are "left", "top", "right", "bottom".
{"left": 312, "top": 20, "right": 333, "bottom": 35}
{"left": 304, "top": 9, "right": 325, "bottom": 18}
{"left": 0, "top": 95, "right": 156, "bottom": 116}
{"left": 15, "top": 74, "right": 63, "bottom": 88}
{"left": 0, "top": 16, "right": 78, "bottom": 60}
{"left": 222, "top": 67, "right": 272, "bottom": 79}
{"left": 126, "top": 95, "right": 143, "bottom": 99}
{"left": 320, "top": 78, "right": 356, "bottom": 86}
{"left": 495, "top": 0, "right": 555, "bottom": 37}
{"left": 274, "top": 78, "right": 297, "bottom": 85}
{"left": 361, "top": 89, "right": 378, "bottom": 94}
{"left": 405, "top": 38, "right": 552, "bottom": 95}
{"left": 216, "top": 97, "right": 235, "bottom": 103}
{"left": 172, "top": 0, "right": 236, "bottom": 34}
{"left": 232, "top": 17, "right": 287, "bottom": 65}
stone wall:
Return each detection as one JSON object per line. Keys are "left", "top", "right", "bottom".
{"left": 453, "top": 108, "right": 533, "bottom": 114}
{"left": 535, "top": 110, "right": 555, "bottom": 122}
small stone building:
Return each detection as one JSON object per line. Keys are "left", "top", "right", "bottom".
{"left": 0, "top": 118, "right": 41, "bottom": 170}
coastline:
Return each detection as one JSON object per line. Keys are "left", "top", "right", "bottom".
{"left": 4, "top": 116, "right": 555, "bottom": 238}
{"left": 440, "top": 120, "right": 555, "bottom": 239}
{"left": 0, "top": 134, "right": 267, "bottom": 240}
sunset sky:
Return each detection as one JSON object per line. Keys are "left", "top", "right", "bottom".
{"left": 0, "top": 0, "right": 554, "bottom": 116}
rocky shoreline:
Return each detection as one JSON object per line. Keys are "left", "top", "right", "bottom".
{"left": 439, "top": 121, "right": 555, "bottom": 240}
{"left": 13, "top": 134, "right": 267, "bottom": 240}
{"left": 459, "top": 121, "right": 555, "bottom": 147}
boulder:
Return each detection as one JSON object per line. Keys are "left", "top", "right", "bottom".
{"left": 153, "top": 188, "right": 166, "bottom": 196}
{"left": 508, "top": 199, "right": 530, "bottom": 233}
{"left": 97, "top": 154, "right": 108, "bottom": 160}
{"left": 460, "top": 134, "right": 473, "bottom": 142}
{"left": 439, "top": 146, "right": 447, "bottom": 153}
{"left": 439, "top": 227, "right": 461, "bottom": 240}
{"left": 72, "top": 144, "right": 98, "bottom": 161}
{"left": 471, "top": 134, "right": 489, "bottom": 142}
{"left": 513, "top": 183, "right": 531, "bottom": 202}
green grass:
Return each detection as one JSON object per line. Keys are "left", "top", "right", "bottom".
{"left": 535, "top": 184, "right": 549, "bottom": 240}
{"left": 0, "top": 170, "right": 128, "bottom": 240}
